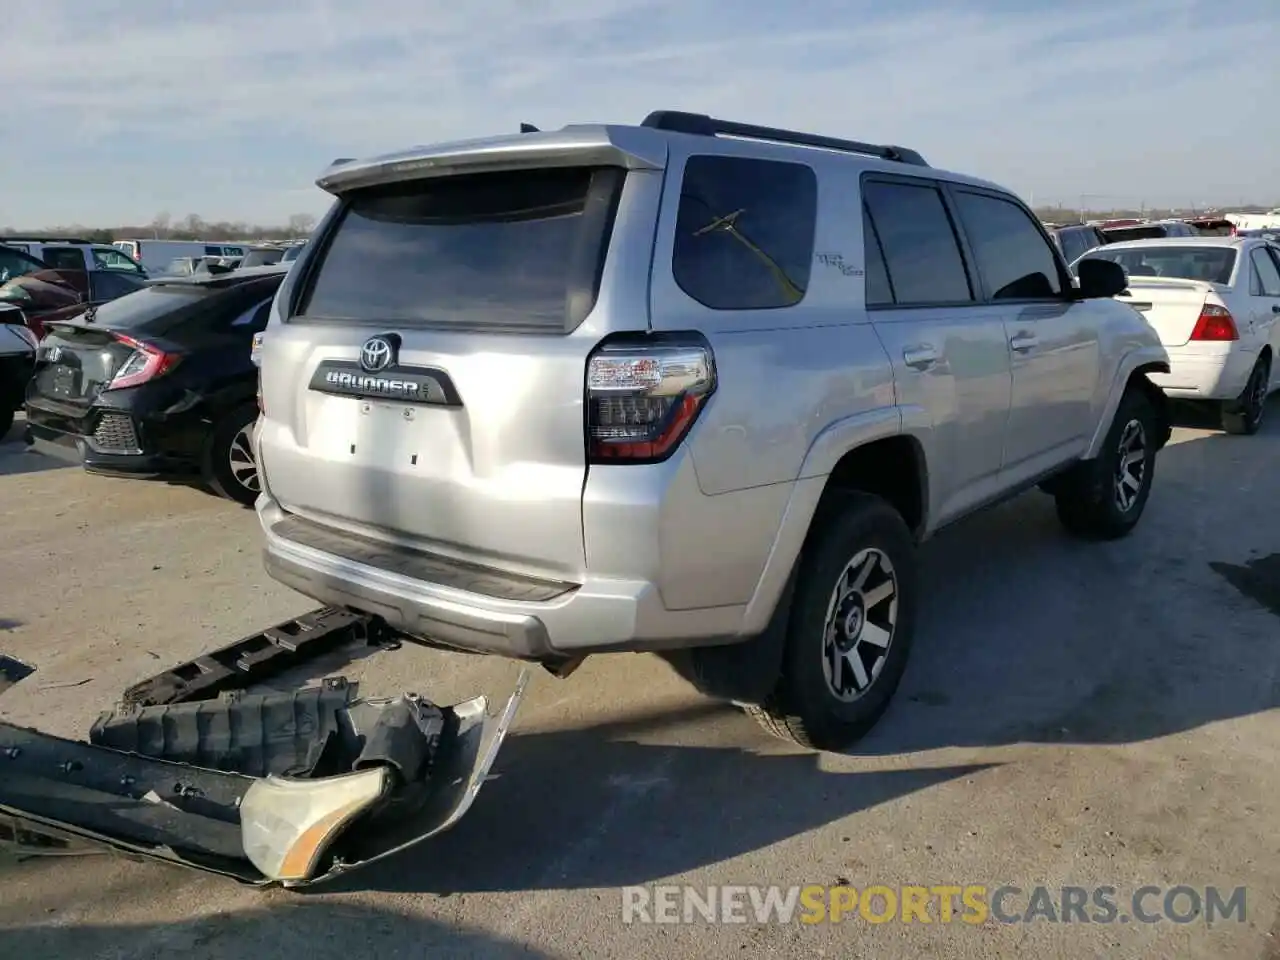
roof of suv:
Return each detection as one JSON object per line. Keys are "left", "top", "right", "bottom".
{"left": 315, "top": 110, "right": 1010, "bottom": 200}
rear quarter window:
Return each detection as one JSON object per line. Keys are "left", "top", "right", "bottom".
{"left": 671, "top": 155, "right": 817, "bottom": 310}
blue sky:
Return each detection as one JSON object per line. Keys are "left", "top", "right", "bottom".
{"left": 4, "top": 0, "right": 1277, "bottom": 228}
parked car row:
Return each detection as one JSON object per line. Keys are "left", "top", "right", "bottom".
{"left": 4, "top": 264, "right": 283, "bottom": 503}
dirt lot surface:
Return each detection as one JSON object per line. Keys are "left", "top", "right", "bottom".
{"left": 1, "top": 410, "right": 1278, "bottom": 959}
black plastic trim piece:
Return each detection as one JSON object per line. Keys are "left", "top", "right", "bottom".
{"left": 118, "top": 607, "right": 390, "bottom": 708}
{"left": 272, "top": 515, "right": 579, "bottom": 603}
{"left": 642, "top": 110, "right": 929, "bottom": 167}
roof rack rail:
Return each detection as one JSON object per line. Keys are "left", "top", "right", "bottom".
{"left": 640, "top": 111, "right": 929, "bottom": 167}
{"left": 0, "top": 235, "right": 97, "bottom": 245}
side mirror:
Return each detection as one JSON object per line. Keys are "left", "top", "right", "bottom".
{"left": 1075, "top": 258, "right": 1126, "bottom": 299}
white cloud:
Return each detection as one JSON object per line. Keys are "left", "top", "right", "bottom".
{"left": 3, "top": 0, "right": 1277, "bottom": 226}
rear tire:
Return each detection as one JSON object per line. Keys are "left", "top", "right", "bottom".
{"left": 1220, "top": 356, "right": 1269, "bottom": 436}
{"left": 0, "top": 408, "right": 13, "bottom": 443}
{"left": 1053, "top": 386, "right": 1157, "bottom": 540}
{"left": 746, "top": 492, "right": 918, "bottom": 752}
{"left": 203, "top": 405, "right": 262, "bottom": 506}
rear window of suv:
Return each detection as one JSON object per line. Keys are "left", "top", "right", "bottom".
{"left": 296, "top": 166, "right": 625, "bottom": 333}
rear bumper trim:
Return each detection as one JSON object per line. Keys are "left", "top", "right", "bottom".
{"left": 271, "top": 514, "right": 578, "bottom": 604}
{"left": 258, "top": 496, "right": 747, "bottom": 657}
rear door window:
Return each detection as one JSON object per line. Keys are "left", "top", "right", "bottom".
{"left": 861, "top": 180, "right": 972, "bottom": 305}
{"left": 0, "top": 247, "right": 46, "bottom": 283}
{"left": 953, "top": 191, "right": 1063, "bottom": 299}
{"left": 297, "top": 166, "right": 625, "bottom": 332}
{"left": 672, "top": 155, "right": 817, "bottom": 310}
{"left": 862, "top": 205, "right": 894, "bottom": 306}
{"left": 40, "top": 247, "right": 85, "bottom": 271}
{"left": 1251, "top": 248, "right": 1280, "bottom": 296}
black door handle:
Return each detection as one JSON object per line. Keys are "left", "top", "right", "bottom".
{"left": 1272, "top": 304, "right": 1280, "bottom": 313}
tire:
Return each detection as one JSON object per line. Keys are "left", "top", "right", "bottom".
{"left": 1053, "top": 386, "right": 1158, "bottom": 540}
{"left": 0, "top": 408, "right": 13, "bottom": 443}
{"left": 1220, "top": 356, "right": 1270, "bottom": 436}
{"left": 745, "top": 492, "right": 918, "bottom": 752}
{"left": 203, "top": 405, "right": 262, "bottom": 506}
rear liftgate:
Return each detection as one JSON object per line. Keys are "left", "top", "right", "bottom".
{"left": 0, "top": 609, "right": 530, "bottom": 887}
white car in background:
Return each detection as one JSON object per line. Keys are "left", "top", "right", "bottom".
{"left": 1075, "top": 236, "right": 1280, "bottom": 434}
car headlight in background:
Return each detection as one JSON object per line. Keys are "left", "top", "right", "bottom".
{"left": 239, "top": 766, "right": 391, "bottom": 883}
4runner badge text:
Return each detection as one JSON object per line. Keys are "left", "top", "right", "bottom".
{"left": 307, "top": 359, "right": 462, "bottom": 407}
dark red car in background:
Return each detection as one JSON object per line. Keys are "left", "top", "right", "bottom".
{"left": 0, "top": 267, "right": 147, "bottom": 338}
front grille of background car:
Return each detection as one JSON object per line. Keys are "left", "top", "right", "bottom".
{"left": 91, "top": 414, "right": 142, "bottom": 454}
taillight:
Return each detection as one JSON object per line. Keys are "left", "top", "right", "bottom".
{"left": 105, "top": 334, "right": 181, "bottom": 390}
{"left": 586, "top": 338, "right": 715, "bottom": 463}
{"left": 1189, "top": 304, "right": 1238, "bottom": 342}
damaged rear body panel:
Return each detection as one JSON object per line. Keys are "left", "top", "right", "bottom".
{"left": 0, "top": 611, "right": 529, "bottom": 887}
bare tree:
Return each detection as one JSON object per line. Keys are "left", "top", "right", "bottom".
{"left": 150, "top": 211, "right": 172, "bottom": 240}
{"left": 287, "top": 213, "right": 317, "bottom": 237}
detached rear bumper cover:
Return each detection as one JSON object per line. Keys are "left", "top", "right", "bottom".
{"left": 0, "top": 671, "right": 528, "bottom": 887}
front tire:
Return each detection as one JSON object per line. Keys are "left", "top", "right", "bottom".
{"left": 1053, "top": 386, "right": 1158, "bottom": 540}
{"left": 746, "top": 492, "right": 918, "bottom": 752}
{"left": 1221, "top": 356, "right": 1270, "bottom": 436}
{"left": 203, "top": 405, "right": 262, "bottom": 506}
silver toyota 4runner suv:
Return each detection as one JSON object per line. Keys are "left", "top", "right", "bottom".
{"left": 254, "top": 111, "right": 1171, "bottom": 752}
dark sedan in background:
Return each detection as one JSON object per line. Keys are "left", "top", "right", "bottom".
{"left": 25, "top": 265, "right": 284, "bottom": 505}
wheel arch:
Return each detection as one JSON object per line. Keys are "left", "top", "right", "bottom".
{"left": 1085, "top": 348, "right": 1171, "bottom": 459}
{"left": 739, "top": 413, "right": 930, "bottom": 637}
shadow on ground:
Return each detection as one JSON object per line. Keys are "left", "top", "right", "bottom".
{"left": 1, "top": 901, "right": 557, "bottom": 960}
{"left": 0, "top": 442, "right": 73, "bottom": 477}
{"left": 312, "top": 698, "right": 992, "bottom": 895}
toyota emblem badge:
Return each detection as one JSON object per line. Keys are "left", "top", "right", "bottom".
{"left": 359, "top": 336, "right": 394, "bottom": 373}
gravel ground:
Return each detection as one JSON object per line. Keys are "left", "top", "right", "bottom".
{"left": 1, "top": 408, "right": 1278, "bottom": 959}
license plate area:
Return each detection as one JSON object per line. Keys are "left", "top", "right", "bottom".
{"left": 51, "top": 365, "right": 78, "bottom": 397}
{"left": 313, "top": 396, "right": 456, "bottom": 474}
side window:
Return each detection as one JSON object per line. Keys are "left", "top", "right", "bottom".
{"left": 0, "top": 248, "right": 44, "bottom": 283}
{"left": 672, "top": 155, "right": 817, "bottom": 310}
{"left": 861, "top": 180, "right": 972, "bottom": 305}
{"left": 862, "top": 205, "right": 894, "bottom": 306}
{"left": 1058, "top": 230, "right": 1085, "bottom": 264}
{"left": 93, "top": 248, "right": 143, "bottom": 273}
{"left": 1251, "top": 248, "right": 1280, "bottom": 297}
{"left": 953, "top": 191, "right": 1063, "bottom": 300}
{"left": 41, "top": 247, "right": 85, "bottom": 271}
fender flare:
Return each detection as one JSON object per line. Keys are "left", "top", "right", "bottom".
{"left": 1084, "top": 346, "right": 1171, "bottom": 459}
{"left": 740, "top": 405, "right": 926, "bottom": 635}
